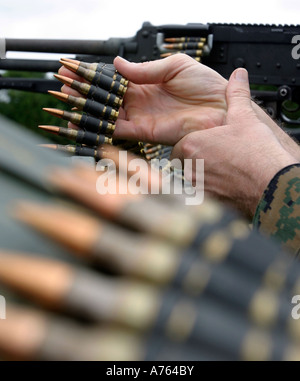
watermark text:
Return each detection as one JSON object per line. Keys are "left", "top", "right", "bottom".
{"left": 291, "top": 35, "right": 300, "bottom": 60}
{"left": 95, "top": 151, "right": 204, "bottom": 206}
{"left": 0, "top": 295, "right": 6, "bottom": 319}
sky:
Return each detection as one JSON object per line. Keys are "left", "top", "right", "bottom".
{"left": 0, "top": 0, "right": 299, "bottom": 60}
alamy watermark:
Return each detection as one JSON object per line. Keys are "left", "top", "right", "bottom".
{"left": 95, "top": 151, "right": 204, "bottom": 206}
{"left": 291, "top": 295, "right": 300, "bottom": 320}
{"left": 0, "top": 295, "right": 6, "bottom": 319}
{"left": 291, "top": 35, "right": 300, "bottom": 60}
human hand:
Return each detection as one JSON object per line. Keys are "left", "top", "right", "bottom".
{"left": 171, "top": 68, "right": 299, "bottom": 218}
{"left": 58, "top": 54, "right": 228, "bottom": 145}
{"left": 58, "top": 54, "right": 300, "bottom": 162}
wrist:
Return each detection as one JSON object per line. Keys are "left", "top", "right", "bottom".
{"left": 248, "top": 152, "right": 299, "bottom": 217}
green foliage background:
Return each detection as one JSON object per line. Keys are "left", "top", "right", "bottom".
{"left": 0, "top": 71, "right": 71, "bottom": 144}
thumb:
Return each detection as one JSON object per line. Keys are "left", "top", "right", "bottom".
{"left": 226, "top": 68, "right": 252, "bottom": 115}
{"left": 114, "top": 54, "right": 185, "bottom": 85}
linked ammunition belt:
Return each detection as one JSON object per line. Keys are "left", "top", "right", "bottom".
{"left": 41, "top": 58, "right": 128, "bottom": 161}
{"left": 42, "top": 58, "right": 177, "bottom": 174}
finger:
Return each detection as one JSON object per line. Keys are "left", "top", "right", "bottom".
{"left": 60, "top": 84, "right": 85, "bottom": 98}
{"left": 113, "top": 54, "right": 194, "bottom": 85}
{"left": 170, "top": 131, "right": 200, "bottom": 162}
{"left": 118, "top": 107, "right": 126, "bottom": 119}
{"left": 67, "top": 122, "right": 79, "bottom": 131}
{"left": 113, "top": 119, "right": 147, "bottom": 142}
{"left": 226, "top": 68, "right": 252, "bottom": 118}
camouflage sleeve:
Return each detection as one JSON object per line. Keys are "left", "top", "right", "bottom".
{"left": 253, "top": 164, "right": 300, "bottom": 257}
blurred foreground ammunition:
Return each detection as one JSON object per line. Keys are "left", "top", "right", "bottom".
{"left": 38, "top": 126, "right": 112, "bottom": 146}
{"left": 0, "top": 251, "right": 299, "bottom": 361}
{"left": 40, "top": 144, "right": 101, "bottom": 160}
{"left": 11, "top": 200, "right": 299, "bottom": 336}
{"left": 0, "top": 303, "right": 230, "bottom": 361}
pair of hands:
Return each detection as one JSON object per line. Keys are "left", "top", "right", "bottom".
{"left": 59, "top": 54, "right": 300, "bottom": 219}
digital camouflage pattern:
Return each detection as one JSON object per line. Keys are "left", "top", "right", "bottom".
{"left": 253, "top": 164, "right": 300, "bottom": 257}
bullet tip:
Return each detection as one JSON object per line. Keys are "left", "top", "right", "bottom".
{"left": 48, "top": 90, "right": 68, "bottom": 101}
{"left": 42, "top": 108, "right": 64, "bottom": 118}
{"left": 38, "top": 144, "right": 58, "bottom": 150}
{"left": 53, "top": 74, "right": 73, "bottom": 86}
{"left": 60, "top": 60, "right": 79, "bottom": 73}
{"left": 38, "top": 125, "right": 60, "bottom": 134}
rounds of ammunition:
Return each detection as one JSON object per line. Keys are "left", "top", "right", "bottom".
{"left": 42, "top": 108, "right": 115, "bottom": 135}
{"left": 38, "top": 126, "right": 112, "bottom": 147}
{"left": 54, "top": 74, "right": 123, "bottom": 108}
{"left": 58, "top": 61, "right": 127, "bottom": 96}
{"left": 61, "top": 58, "right": 117, "bottom": 73}
{"left": 164, "top": 42, "right": 205, "bottom": 50}
{"left": 60, "top": 59, "right": 128, "bottom": 87}
{"left": 40, "top": 144, "right": 100, "bottom": 160}
{"left": 48, "top": 91, "right": 119, "bottom": 121}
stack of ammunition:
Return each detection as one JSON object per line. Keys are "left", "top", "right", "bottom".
{"left": 41, "top": 58, "right": 174, "bottom": 164}
{"left": 40, "top": 58, "right": 129, "bottom": 161}
{"left": 143, "top": 143, "right": 173, "bottom": 161}
{"left": 160, "top": 37, "right": 208, "bottom": 62}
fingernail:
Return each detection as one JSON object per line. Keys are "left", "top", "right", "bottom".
{"left": 116, "top": 56, "right": 129, "bottom": 62}
{"left": 235, "top": 68, "right": 248, "bottom": 82}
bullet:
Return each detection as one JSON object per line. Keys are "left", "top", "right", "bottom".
{"left": 0, "top": 251, "right": 161, "bottom": 331}
{"left": 40, "top": 143, "right": 100, "bottom": 160}
{"left": 0, "top": 303, "right": 145, "bottom": 361}
{"left": 54, "top": 74, "right": 123, "bottom": 108}
{"left": 19, "top": 161, "right": 300, "bottom": 297}
{"left": 0, "top": 303, "right": 230, "bottom": 361}
{"left": 160, "top": 50, "right": 202, "bottom": 57}
{"left": 38, "top": 125, "right": 112, "bottom": 147}
{"left": 12, "top": 199, "right": 296, "bottom": 334}
{"left": 160, "top": 52, "right": 175, "bottom": 58}
{"left": 168, "top": 50, "right": 203, "bottom": 57}
{"left": 164, "top": 42, "right": 205, "bottom": 50}
{"left": 145, "top": 147, "right": 172, "bottom": 160}
{"left": 60, "top": 59, "right": 128, "bottom": 87}
{"left": 48, "top": 90, "right": 119, "bottom": 120}
{"left": 164, "top": 37, "right": 206, "bottom": 43}
{"left": 42, "top": 108, "right": 115, "bottom": 135}
{"left": 14, "top": 201, "right": 182, "bottom": 284}
{"left": 44, "top": 165, "right": 199, "bottom": 245}
{"left": 0, "top": 252, "right": 298, "bottom": 360}
{"left": 56, "top": 64, "right": 127, "bottom": 97}
{"left": 143, "top": 144, "right": 163, "bottom": 154}
{"left": 61, "top": 57, "right": 116, "bottom": 72}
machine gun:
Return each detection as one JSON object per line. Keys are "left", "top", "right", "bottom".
{"left": 0, "top": 22, "right": 300, "bottom": 140}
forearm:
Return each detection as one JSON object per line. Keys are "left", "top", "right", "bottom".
{"left": 253, "top": 164, "right": 300, "bottom": 256}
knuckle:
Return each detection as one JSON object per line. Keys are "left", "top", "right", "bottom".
{"left": 181, "top": 134, "right": 197, "bottom": 159}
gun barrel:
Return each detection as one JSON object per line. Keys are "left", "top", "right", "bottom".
{"left": 0, "top": 59, "right": 61, "bottom": 72}
{"left": 5, "top": 37, "right": 136, "bottom": 56}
